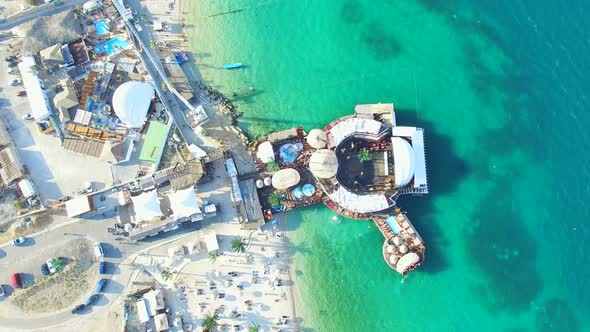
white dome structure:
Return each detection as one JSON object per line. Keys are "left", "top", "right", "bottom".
{"left": 112, "top": 81, "right": 155, "bottom": 128}
{"left": 391, "top": 137, "right": 416, "bottom": 188}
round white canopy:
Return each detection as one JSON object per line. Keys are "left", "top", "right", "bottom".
{"left": 309, "top": 149, "right": 338, "bottom": 179}
{"left": 395, "top": 252, "right": 420, "bottom": 274}
{"left": 391, "top": 137, "right": 416, "bottom": 188}
{"left": 112, "top": 81, "right": 155, "bottom": 128}
{"left": 307, "top": 129, "right": 327, "bottom": 149}
{"left": 271, "top": 168, "right": 301, "bottom": 189}
{"left": 256, "top": 141, "right": 275, "bottom": 163}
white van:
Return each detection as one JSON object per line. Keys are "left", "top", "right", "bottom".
{"left": 93, "top": 243, "right": 104, "bottom": 258}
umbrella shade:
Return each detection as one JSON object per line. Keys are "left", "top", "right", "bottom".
{"left": 307, "top": 129, "right": 327, "bottom": 149}
{"left": 396, "top": 252, "right": 420, "bottom": 274}
{"left": 256, "top": 179, "right": 264, "bottom": 188}
{"left": 392, "top": 236, "right": 401, "bottom": 246}
{"left": 271, "top": 168, "right": 301, "bottom": 189}
{"left": 387, "top": 245, "right": 396, "bottom": 253}
{"left": 292, "top": 187, "right": 304, "bottom": 200}
{"left": 399, "top": 244, "right": 409, "bottom": 254}
{"left": 309, "top": 149, "right": 338, "bottom": 179}
{"left": 264, "top": 177, "right": 272, "bottom": 186}
{"left": 389, "top": 254, "right": 399, "bottom": 264}
{"left": 256, "top": 141, "right": 275, "bottom": 163}
{"left": 302, "top": 183, "right": 316, "bottom": 197}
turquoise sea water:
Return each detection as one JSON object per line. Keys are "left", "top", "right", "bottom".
{"left": 186, "top": 1, "right": 590, "bottom": 331}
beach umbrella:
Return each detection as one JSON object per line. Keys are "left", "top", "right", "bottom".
{"left": 399, "top": 244, "right": 408, "bottom": 254}
{"left": 124, "top": 223, "right": 134, "bottom": 232}
{"left": 307, "top": 129, "right": 328, "bottom": 149}
{"left": 309, "top": 149, "right": 338, "bottom": 179}
{"left": 387, "top": 245, "right": 396, "bottom": 253}
{"left": 272, "top": 168, "right": 301, "bottom": 189}
{"left": 256, "top": 179, "right": 264, "bottom": 188}
{"left": 256, "top": 141, "right": 275, "bottom": 163}
{"left": 389, "top": 254, "right": 399, "bottom": 264}
{"left": 264, "top": 177, "right": 272, "bottom": 186}
{"left": 392, "top": 236, "right": 401, "bottom": 246}
{"left": 292, "top": 187, "right": 303, "bottom": 200}
{"left": 302, "top": 183, "right": 316, "bottom": 197}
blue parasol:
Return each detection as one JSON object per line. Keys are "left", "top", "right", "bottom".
{"left": 292, "top": 187, "right": 304, "bottom": 200}
{"left": 302, "top": 183, "right": 316, "bottom": 197}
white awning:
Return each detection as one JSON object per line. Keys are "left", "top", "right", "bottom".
{"left": 65, "top": 195, "right": 93, "bottom": 217}
{"left": 18, "top": 55, "right": 52, "bottom": 120}
{"left": 18, "top": 179, "right": 35, "bottom": 198}
{"left": 412, "top": 129, "right": 428, "bottom": 189}
{"left": 256, "top": 141, "right": 275, "bottom": 163}
{"left": 396, "top": 252, "right": 420, "bottom": 274}
{"left": 328, "top": 186, "right": 389, "bottom": 213}
{"left": 391, "top": 137, "right": 415, "bottom": 188}
{"left": 167, "top": 187, "right": 201, "bottom": 219}
{"left": 112, "top": 81, "right": 154, "bottom": 128}
{"left": 329, "top": 118, "right": 382, "bottom": 147}
{"left": 131, "top": 190, "right": 163, "bottom": 222}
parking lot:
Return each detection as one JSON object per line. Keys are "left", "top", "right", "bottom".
{"left": 0, "top": 52, "right": 113, "bottom": 201}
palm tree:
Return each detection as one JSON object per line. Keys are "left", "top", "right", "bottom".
{"left": 149, "top": 40, "right": 157, "bottom": 48}
{"left": 266, "top": 160, "right": 280, "bottom": 172}
{"left": 208, "top": 251, "right": 220, "bottom": 263}
{"left": 248, "top": 323, "right": 259, "bottom": 332}
{"left": 201, "top": 311, "right": 219, "bottom": 332}
{"left": 161, "top": 82, "right": 167, "bottom": 91}
{"left": 268, "top": 192, "right": 281, "bottom": 207}
{"left": 161, "top": 269, "right": 173, "bottom": 281}
{"left": 357, "top": 148, "right": 372, "bottom": 163}
{"left": 231, "top": 236, "right": 246, "bottom": 253}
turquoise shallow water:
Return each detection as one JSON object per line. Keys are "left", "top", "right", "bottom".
{"left": 187, "top": 0, "right": 590, "bottom": 331}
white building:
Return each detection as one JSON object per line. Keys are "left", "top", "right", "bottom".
{"left": 17, "top": 54, "right": 52, "bottom": 120}
{"left": 112, "top": 81, "right": 155, "bottom": 128}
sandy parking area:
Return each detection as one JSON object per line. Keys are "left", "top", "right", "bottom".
{"left": 10, "top": 238, "right": 99, "bottom": 313}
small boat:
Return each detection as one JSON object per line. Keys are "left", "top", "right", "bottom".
{"left": 223, "top": 63, "right": 243, "bottom": 69}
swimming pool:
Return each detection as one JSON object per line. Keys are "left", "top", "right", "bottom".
{"left": 386, "top": 215, "right": 401, "bottom": 234}
{"left": 94, "top": 36, "right": 130, "bottom": 56}
{"left": 94, "top": 19, "right": 110, "bottom": 35}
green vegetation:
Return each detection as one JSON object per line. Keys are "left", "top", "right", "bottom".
{"left": 357, "top": 148, "right": 372, "bottom": 163}
{"left": 231, "top": 236, "right": 246, "bottom": 253}
{"left": 268, "top": 192, "right": 281, "bottom": 207}
{"left": 248, "top": 323, "right": 260, "bottom": 332}
{"left": 13, "top": 197, "right": 27, "bottom": 210}
{"left": 161, "top": 269, "right": 173, "bottom": 281}
{"left": 140, "top": 14, "right": 147, "bottom": 21}
{"left": 149, "top": 40, "right": 157, "bottom": 48}
{"left": 161, "top": 82, "right": 167, "bottom": 91}
{"left": 266, "top": 160, "right": 280, "bottom": 172}
{"left": 208, "top": 251, "right": 220, "bottom": 263}
{"left": 201, "top": 311, "right": 219, "bottom": 332}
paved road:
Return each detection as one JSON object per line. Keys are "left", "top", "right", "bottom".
{"left": 0, "top": 0, "right": 86, "bottom": 31}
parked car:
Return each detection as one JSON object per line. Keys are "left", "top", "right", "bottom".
{"left": 134, "top": 22, "right": 142, "bottom": 31}
{"left": 84, "top": 294, "right": 99, "bottom": 306}
{"left": 71, "top": 304, "right": 86, "bottom": 314}
{"left": 22, "top": 114, "right": 33, "bottom": 120}
{"left": 40, "top": 263, "right": 50, "bottom": 276}
{"left": 5, "top": 55, "right": 16, "bottom": 62}
{"left": 99, "top": 261, "right": 106, "bottom": 274}
{"left": 85, "top": 181, "right": 94, "bottom": 193}
{"left": 93, "top": 243, "right": 104, "bottom": 258}
{"left": 10, "top": 79, "right": 22, "bottom": 86}
{"left": 0, "top": 285, "right": 5, "bottom": 297}
{"left": 9, "top": 237, "right": 26, "bottom": 246}
{"left": 95, "top": 279, "right": 106, "bottom": 293}
{"left": 17, "top": 90, "right": 26, "bottom": 96}
{"left": 10, "top": 273, "right": 22, "bottom": 289}
{"left": 7, "top": 68, "right": 17, "bottom": 75}
{"left": 7, "top": 61, "right": 18, "bottom": 68}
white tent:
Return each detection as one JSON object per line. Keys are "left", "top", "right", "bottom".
{"left": 391, "top": 137, "right": 415, "bottom": 188}
{"left": 131, "top": 190, "right": 163, "bottom": 222}
{"left": 168, "top": 187, "right": 201, "bottom": 219}
{"left": 18, "top": 179, "right": 36, "bottom": 198}
{"left": 256, "top": 141, "right": 275, "bottom": 163}
{"left": 203, "top": 230, "right": 219, "bottom": 253}
{"left": 112, "top": 81, "right": 155, "bottom": 128}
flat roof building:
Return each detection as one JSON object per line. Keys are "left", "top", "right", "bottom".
{"left": 17, "top": 54, "right": 53, "bottom": 120}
